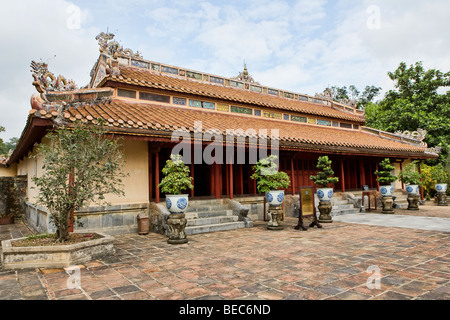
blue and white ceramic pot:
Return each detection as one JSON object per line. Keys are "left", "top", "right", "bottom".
{"left": 165, "top": 194, "right": 189, "bottom": 214}
{"left": 406, "top": 184, "right": 420, "bottom": 196}
{"left": 380, "top": 185, "right": 394, "bottom": 197}
{"left": 435, "top": 183, "right": 447, "bottom": 194}
{"left": 317, "top": 188, "right": 334, "bottom": 202}
{"left": 266, "top": 190, "right": 285, "bottom": 206}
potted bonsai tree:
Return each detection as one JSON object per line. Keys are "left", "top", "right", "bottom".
{"left": 431, "top": 163, "right": 448, "bottom": 206}
{"left": 158, "top": 154, "right": 194, "bottom": 214}
{"left": 374, "top": 158, "right": 397, "bottom": 214}
{"left": 309, "top": 156, "right": 339, "bottom": 223}
{"left": 251, "top": 155, "right": 291, "bottom": 207}
{"left": 398, "top": 161, "right": 423, "bottom": 210}
{"left": 158, "top": 154, "right": 194, "bottom": 244}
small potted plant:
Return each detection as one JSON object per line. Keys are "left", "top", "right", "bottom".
{"left": 431, "top": 163, "right": 448, "bottom": 206}
{"left": 310, "top": 156, "right": 339, "bottom": 223}
{"left": 0, "top": 213, "right": 14, "bottom": 225}
{"left": 251, "top": 155, "right": 290, "bottom": 206}
{"left": 158, "top": 154, "right": 194, "bottom": 214}
{"left": 398, "top": 161, "right": 423, "bottom": 210}
{"left": 374, "top": 158, "right": 397, "bottom": 197}
{"left": 374, "top": 158, "right": 397, "bottom": 214}
{"left": 310, "top": 156, "right": 339, "bottom": 202}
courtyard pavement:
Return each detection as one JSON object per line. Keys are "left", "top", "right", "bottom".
{"left": 0, "top": 203, "right": 449, "bottom": 301}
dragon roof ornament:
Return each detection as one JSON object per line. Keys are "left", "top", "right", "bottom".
{"left": 30, "top": 60, "right": 77, "bottom": 93}
{"left": 95, "top": 32, "right": 142, "bottom": 59}
{"left": 394, "top": 129, "right": 427, "bottom": 147}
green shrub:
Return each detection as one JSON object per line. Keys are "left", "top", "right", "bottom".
{"left": 310, "top": 156, "right": 339, "bottom": 188}
{"left": 374, "top": 158, "right": 397, "bottom": 184}
{"left": 158, "top": 154, "right": 194, "bottom": 195}
{"left": 251, "top": 155, "right": 291, "bottom": 194}
{"left": 398, "top": 161, "right": 423, "bottom": 186}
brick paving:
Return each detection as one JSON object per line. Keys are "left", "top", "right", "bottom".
{"left": 0, "top": 204, "right": 449, "bottom": 300}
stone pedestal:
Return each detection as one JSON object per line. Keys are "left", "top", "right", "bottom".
{"left": 381, "top": 196, "right": 394, "bottom": 214}
{"left": 436, "top": 193, "right": 448, "bottom": 206}
{"left": 267, "top": 206, "right": 283, "bottom": 230}
{"left": 407, "top": 195, "right": 420, "bottom": 210}
{"left": 318, "top": 201, "right": 333, "bottom": 223}
{"left": 167, "top": 213, "right": 188, "bottom": 244}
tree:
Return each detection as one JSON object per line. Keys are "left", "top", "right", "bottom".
{"left": 316, "top": 85, "right": 381, "bottom": 109}
{"left": 158, "top": 154, "right": 194, "bottom": 195}
{"left": 250, "top": 155, "right": 291, "bottom": 194}
{"left": 374, "top": 158, "right": 397, "bottom": 184}
{"left": 32, "top": 123, "right": 127, "bottom": 242}
{"left": 365, "top": 61, "right": 450, "bottom": 164}
{"left": 310, "top": 156, "right": 339, "bottom": 187}
{"left": 0, "top": 126, "right": 19, "bottom": 156}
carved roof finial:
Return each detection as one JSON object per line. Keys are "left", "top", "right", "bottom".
{"left": 232, "top": 62, "right": 259, "bottom": 85}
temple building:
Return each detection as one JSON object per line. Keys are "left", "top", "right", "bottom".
{"left": 0, "top": 34, "right": 439, "bottom": 235}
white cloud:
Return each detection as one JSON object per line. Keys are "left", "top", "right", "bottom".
{"left": 0, "top": 0, "right": 99, "bottom": 140}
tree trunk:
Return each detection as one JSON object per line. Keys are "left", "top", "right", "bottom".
{"left": 58, "top": 209, "right": 72, "bottom": 242}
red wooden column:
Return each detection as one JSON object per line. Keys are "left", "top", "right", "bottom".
{"left": 417, "top": 161, "right": 424, "bottom": 200}
{"left": 340, "top": 158, "right": 346, "bottom": 192}
{"left": 215, "top": 163, "right": 221, "bottom": 199}
{"left": 375, "top": 160, "right": 380, "bottom": 192}
{"left": 225, "top": 163, "right": 230, "bottom": 196}
{"left": 291, "top": 158, "right": 296, "bottom": 195}
{"left": 238, "top": 164, "right": 244, "bottom": 195}
{"left": 229, "top": 163, "right": 234, "bottom": 199}
{"left": 155, "top": 150, "right": 160, "bottom": 203}
{"left": 359, "top": 158, "right": 366, "bottom": 188}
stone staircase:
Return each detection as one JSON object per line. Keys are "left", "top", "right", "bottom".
{"left": 184, "top": 199, "right": 246, "bottom": 235}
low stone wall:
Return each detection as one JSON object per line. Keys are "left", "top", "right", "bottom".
{"left": 24, "top": 202, "right": 148, "bottom": 235}
{"left": 233, "top": 196, "right": 265, "bottom": 221}
{"left": 1, "top": 232, "right": 115, "bottom": 270}
{"left": 0, "top": 176, "right": 27, "bottom": 220}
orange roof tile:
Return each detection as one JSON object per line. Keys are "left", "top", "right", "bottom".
{"left": 28, "top": 99, "right": 430, "bottom": 157}
{"left": 98, "top": 66, "right": 366, "bottom": 123}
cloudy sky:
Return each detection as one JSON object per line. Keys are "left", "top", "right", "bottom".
{"left": 0, "top": 0, "right": 449, "bottom": 140}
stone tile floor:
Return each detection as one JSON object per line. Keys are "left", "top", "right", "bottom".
{"left": 0, "top": 204, "right": 449, "bottom": 300}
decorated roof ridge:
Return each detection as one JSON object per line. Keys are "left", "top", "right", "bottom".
{"left": 24, "top": 99, "right": 434, "bottom": 156}
{"left": 89, "top": 33, "right": 364, "bottom": 117}
{"left": 362, "top": 127, "right": 441, "bottom": 156}
{"left": 99, "top": 66, "right": 365, "bottom": 123}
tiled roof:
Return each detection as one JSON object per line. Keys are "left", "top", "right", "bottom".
{"left": 99, "top": 66, "right": 366, "bottom": 123}
{"left": 28, "top": 99, "right": 430, "bottom": 157}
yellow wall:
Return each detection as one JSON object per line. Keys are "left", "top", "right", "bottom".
{"left": 0, "top": 163, "right": 17, "bottom": 177}
{"left": 16, "top": 137, "right": 149, "bottom": 206}
{"left": 103, "top": 139, "right": 149, "bottom": 205}
{"left": 16, "top": 143, "right": 45, "bottom": 202}
{"left": 393, "top": 158, "right": 413, "bottom": 190}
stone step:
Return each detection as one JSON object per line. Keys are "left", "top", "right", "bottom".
{"left": 186, "top": 215, "right": 238, "bottom": 227}
{"left": 185, "top": 209, "right": 234, "bottom": 219}
{"left": 186, "top": 205, "right": 230, "bottom": 212}
{"left": 185, "top": 221, "right": 246, "bottom": 235}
